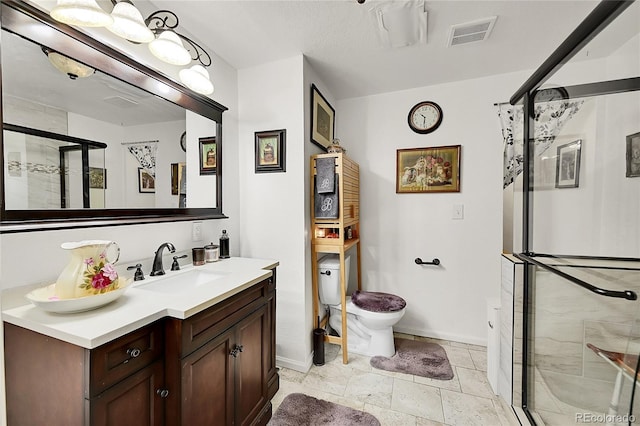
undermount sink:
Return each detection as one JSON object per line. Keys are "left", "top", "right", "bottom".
{"left": 135, "top": 269, "right": 229, "bottom": 294}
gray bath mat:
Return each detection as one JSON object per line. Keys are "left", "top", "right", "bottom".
{"left": 370, "top": 338, "right": 454, "bottom": 380}
{"left": 269, "top": 393, "right": 380, "bottom": 426}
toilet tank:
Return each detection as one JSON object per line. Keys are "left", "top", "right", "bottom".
{"left": 318, "top": 255, "right": 350, "bottom": 305}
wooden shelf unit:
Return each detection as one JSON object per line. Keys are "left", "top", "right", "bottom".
{"left": 310, "top": 152, "right": 361, "bottom": 364}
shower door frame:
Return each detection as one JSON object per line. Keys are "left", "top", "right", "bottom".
{"left": 508, "top": 1, "right": 640, "bottom": 424}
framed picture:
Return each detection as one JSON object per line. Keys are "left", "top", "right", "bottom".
{"left": 555, "top": 139, "right": 582, "bottom": 188}
{"left": 255, "top": 129, "right": 286, "bottom": 173}
{"left": 626, "top": 132, "right": 640, "bottom": 178}
{"left": 171, "top": 163, "right": 179, "bottom": 195}
{"left": 138, "top": 168, "right": 155, "bottom": 193}
{"left": 396, "top": 145, "right": 461, "bottom": 193}
{"left": 89, "top": 167, "right": 106, "bottom": 189}
{"left": 199, "top": 136, "right": 217, "bottom": 175}
{"left": 310, "top": 84, "right": 335, "bottom": 151}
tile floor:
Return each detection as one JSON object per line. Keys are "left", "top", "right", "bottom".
{"left": 271, "top": 334, "right": 521, "bottom": 426}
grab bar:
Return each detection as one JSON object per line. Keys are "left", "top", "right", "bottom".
{"left": 415, "top": 258, "right": 440, "bottom": 266}
{"left": 516, "top": 253, "right": 637, "bottom": 301}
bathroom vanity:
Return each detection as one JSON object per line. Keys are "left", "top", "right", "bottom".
{"left": 2, "top": 258, "right": 278, "bottom": 426}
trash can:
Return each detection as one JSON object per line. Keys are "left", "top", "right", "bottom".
{"left": 313, "top": 327, "right": 326, "bottom": 366}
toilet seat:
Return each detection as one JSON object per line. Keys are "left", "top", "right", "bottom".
{"left": 351, "top": 290, "right": 406, "bottom": 313}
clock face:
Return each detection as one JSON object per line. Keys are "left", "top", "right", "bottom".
{"left": 408, "top": 101, "right": 443, "bottom": 134}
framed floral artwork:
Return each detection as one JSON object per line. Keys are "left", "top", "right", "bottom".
{"left": 555, "top": 139, "right": 582, "bottom": 188}
{"left": 396, "top": 145, "right": 461, "bottom": 193}
{"left": 255, "top": 129, "right": 286, "bottom": 173}
{"left": 199, "top": 136, "right": 217, "bottom": 175}
{"left": 310, "top": 84, "right": 335, "bottom": 151}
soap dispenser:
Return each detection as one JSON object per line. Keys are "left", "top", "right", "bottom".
{"left": 219, "top": 230, "right": 230, "bottom": 259}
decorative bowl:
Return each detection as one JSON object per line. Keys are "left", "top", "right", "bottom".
{"left": 26, "top": 278, "right": 132, "bottom": 314}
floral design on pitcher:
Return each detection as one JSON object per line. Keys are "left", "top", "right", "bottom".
{"left": 80, "top": 252, "right": 120, "bottom": 294}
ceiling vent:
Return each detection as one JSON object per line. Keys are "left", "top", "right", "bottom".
{"left": 447, "top": 16, "right": 497, "bottom": 47}
{"left": 103, "top": 95, "right": 139, "bottom": 108}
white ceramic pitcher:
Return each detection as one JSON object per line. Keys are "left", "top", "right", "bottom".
{"left": 55, "top": 240, "right": 121, "bottom": 299}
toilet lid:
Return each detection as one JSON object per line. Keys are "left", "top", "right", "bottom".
{"left": 351, "top": 290, "right": 406, "bottom": 313}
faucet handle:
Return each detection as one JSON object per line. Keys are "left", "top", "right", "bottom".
{"left": 171, "top": 255, "right": 188, "bottom": 271}
{"left": 127, "top": 264, "right": 145, "bottom": 281}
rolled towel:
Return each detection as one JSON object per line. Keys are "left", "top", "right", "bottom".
{"left": 315, "top": 157, "right": 335, "bottom": 194}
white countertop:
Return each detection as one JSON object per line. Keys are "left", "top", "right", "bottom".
{"left": 2, "top": 257, "right": 278, "bottom": 349}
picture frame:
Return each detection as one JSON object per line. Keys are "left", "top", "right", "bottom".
{"left": 138, "top": 168, "right": 155, "bottom": 193}
{"left": 626, "top": 132, "right": 640, "bottom": 178}
{"left": 555, "top": 139, "right": 582, "bottom": 188}
{"left": 396, "top": 145, "right": 461, "bottom": 193}
{"left": 198, "top": 136, "right": 217, "bottom": 175}
{"left": 89, "top": 167, "right": 106, "bottom": 189}
{"left": 255, "top": 129, "right": 286, "bottom": 173}
{"left": 171, "top": 163, "right": 179, "bottom": 195}
{"left": 310, "top": 84, "right": 335, "bottom": 151}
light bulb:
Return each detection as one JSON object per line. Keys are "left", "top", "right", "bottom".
{"left": 107, "top": 2, "right": 154, "bottom": 43}
{"left": 50, "top": 0, "right": 113, "bottom": 27}
{"left": 149, "top": 31, "right": 191, "bottom": 66}
{"left": 179, "top": 65, "right": 214, "bottom": 95}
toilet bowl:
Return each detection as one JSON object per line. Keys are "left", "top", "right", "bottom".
{"left": 318, "top": 255, "right": 406, "bottom": 357}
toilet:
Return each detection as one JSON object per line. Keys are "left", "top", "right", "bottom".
{"left": 318, "top": 255, "right": 406, "bottom": 357}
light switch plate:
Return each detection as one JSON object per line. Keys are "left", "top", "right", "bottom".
{"left": 192, "top": 221, "right": 203, "bottom": 241}
{"left": 452, "top": 204, "right": 464, "bottom": 220}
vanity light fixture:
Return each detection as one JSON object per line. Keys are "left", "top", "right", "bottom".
{"left": 179, "top": 65, "right": 214, "bottom": 95}
{"left": 148, "top": 30, "right": 192, "bottom": 66}
{"left": 50, "top": 1, "right": 215, "bottom": 95}
{"left": 50, "top": 0, "right": 114, "bottom": 28}
{"left": 42, "top": 47, "right": 95, "bottom": 80}
{"left": 107, "top": 1, "right": 154, "bottom": 43}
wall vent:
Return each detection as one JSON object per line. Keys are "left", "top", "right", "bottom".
{"left": 103, "top": 95, "right": 139, "bottom": 108}
{"left": 447, "top": 16, "right": 497, "bottom": 47}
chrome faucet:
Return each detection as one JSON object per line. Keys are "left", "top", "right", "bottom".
{"left": 150, "top": 242, "right": 176, "bottom": 276}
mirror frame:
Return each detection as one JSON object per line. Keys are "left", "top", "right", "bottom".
{"left": 0, "top": 1, "right": 227, "bottom": 233}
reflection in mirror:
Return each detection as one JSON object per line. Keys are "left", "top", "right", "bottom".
{"left": 0, "top": 0, "right": 226, "bottom": 230}
{"left": 1, "top": 28, "right": 218, "bottom": 211}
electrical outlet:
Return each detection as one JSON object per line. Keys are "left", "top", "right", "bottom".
{"left": 192, "top": 221, "right": 203, "bottom": 241}
{"left": 452, "top": 204, "right": 464, "bottom": 220}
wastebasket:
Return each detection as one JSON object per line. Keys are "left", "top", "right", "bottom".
{"left": 313, "top": 327, "right": 326, "bottom": 366}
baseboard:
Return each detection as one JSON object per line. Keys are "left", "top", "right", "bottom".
{"left": 393, "top": 326, "right": 487, "bottom": 347}
{"left": 275, "top": 352, "right": 313, "bottom": 373}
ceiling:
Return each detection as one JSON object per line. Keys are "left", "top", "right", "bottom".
{"left": 160, "top": 0, "right": 609, "bottom": 100}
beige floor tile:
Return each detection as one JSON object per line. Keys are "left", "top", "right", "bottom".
{"left": 391, "top": 379, "right": 444, "bottom": 422}
{"left": 443, "top": 346, "right": 476, "bottom": 369}
{"left": 469, "top": 349, "right": 488, "bottom": 371}
{"left": 277, "top": 366, "right": 306, "bottom": 383}
{"left": 455, "top": 367, "right": 495, "bottom": 399}
{"left": 441, "top": 390, "right": 501, "bottom": 426}
{"left": 414, "top": 372, "right": 462, "bottom": 392}
{"left": 394, "top": 332, "right": 416, "bottom": 340}
{"left": 493, "top": 397, "right": 521, "bottom": 426}
{"left": 364, "top": 403, "right": 418, "bottom": 426}
{"left": 415, "top": 336, "right": 450, "bottom": 346}
{"left": 416, "top": 418, "right": 448, "bottom": 426}
{"left": 449, "top": 341, "right": 487, "bottom": 352}
{"left": 344, "top": 371, "right": 394, "bottom": 408}
{"left": 302, "top": 361, "right": 354, "bottom": 396}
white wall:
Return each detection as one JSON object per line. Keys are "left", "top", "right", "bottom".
{"left": 237, "top": 55, "right": 309, "bottom": 371}
{"left": 337, "top": 70, "right": 531, "bottom": 345}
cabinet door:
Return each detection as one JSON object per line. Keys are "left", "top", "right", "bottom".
{"left": 235, "top": 305, "right": 268, "bottom": 426}
{"left": 181, "top": 328, "right": 235, "bottom": 426}
{"left": 89, "top": 359, "right": 165, "bottom": 426}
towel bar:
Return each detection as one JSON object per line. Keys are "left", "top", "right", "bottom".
{"left": 415, "top": 258, "right": 440, "bottom": 265}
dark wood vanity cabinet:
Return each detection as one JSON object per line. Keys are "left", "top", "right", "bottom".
{"left": 4, "top": 320, "right": 165, "bottom": 426}
{"left": 164, "top": 274, "right": 277, "bottom": 426}
{"left": 4, "top": 272, "right": 278, "bottom": 426}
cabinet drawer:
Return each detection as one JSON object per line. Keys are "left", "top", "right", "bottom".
{"left": 177, "top": 278, "right": 271, "bottom": 356}
{"left": 88, "top": 321, "right": 164, "bottom": 397}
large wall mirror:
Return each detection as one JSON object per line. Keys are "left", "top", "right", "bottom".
{"left": 0, "top": 1, "right": 227, "bottom": 232}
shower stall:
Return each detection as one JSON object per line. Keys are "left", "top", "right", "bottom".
{"left": 504, "top": 1, "right": 640, "bottom": 424}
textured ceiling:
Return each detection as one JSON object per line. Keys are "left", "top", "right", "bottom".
{"left": 163, "top": 0, "right": 607, "bottom": 100}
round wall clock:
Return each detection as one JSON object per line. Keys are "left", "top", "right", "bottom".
{"left": 408, "top": 101, "right": 443, "bottom": 134}
{"left": 180, "top": 131, "right": 187, "bottom": 152}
